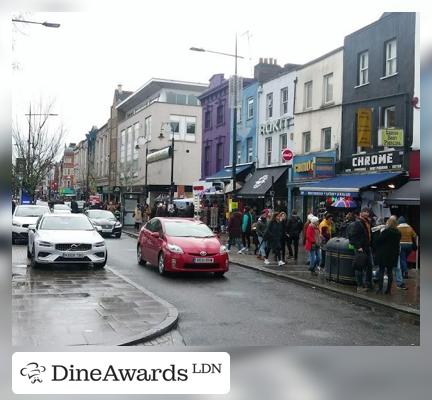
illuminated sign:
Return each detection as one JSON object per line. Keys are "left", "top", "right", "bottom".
{"left": 294, "top": 160, "right": 314, "bottom": 173}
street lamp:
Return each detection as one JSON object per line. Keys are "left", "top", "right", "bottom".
{"left": 12, "top": 18, "right": 60, "bottom": 28}
{"left": 135, "top": 136, "right": 150, "bottom": 205}
{"left": 190, "top": 37, "right": 244, "bottom": 193}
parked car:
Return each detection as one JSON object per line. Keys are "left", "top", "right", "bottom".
{"left": 27, "top": 213, "right": 107, "bottom": 269}
{"left": 12, "top": 205, "right": 51, "bottom": 244}
{"left": 137, "top": 217, "right": 229, "bottom": 277}
{"left": 85, "top": 209, "right": 122, "bottom": 238}
{"left": 52, "top": 204, "right": 72, "bottom": 214}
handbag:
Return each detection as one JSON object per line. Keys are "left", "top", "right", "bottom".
{"left": 411, "top": 236, "right": 418, "bottom": 251}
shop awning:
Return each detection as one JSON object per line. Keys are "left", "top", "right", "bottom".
{"left": 385, "top": 180, "right": 419, "bottom": 205}
{"left": 205, "top": 163, "right": 253, "bottom": 182}
{"left": 300, "top": 172, "right": 402, "bottom": 197}
{"left": 237, "top": 166, "right": 287, "bottom": 198}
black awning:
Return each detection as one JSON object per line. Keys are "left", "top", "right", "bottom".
{"left": 385, "top": 180, "right": 420, "bottom": 205}
{"left": 237, "top": 166, "right": 288, "bottom": 198}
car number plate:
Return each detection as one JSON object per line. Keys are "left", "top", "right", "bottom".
{"left": 102, "top": 229, "right": 112, "bottom": 233}
{"left": 193, "top": 258, "right": 214, "bottom": 264}
{"left": 63, "top": 252, "right": 84, "bottom": 258}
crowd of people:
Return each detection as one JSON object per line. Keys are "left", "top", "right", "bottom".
{"left": 226, "top": 205, "right": 418, "bottom": 294}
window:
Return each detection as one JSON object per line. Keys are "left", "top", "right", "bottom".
{"left": 204, "top": 145, "right": 211, "bottom": 176}
{"left": 236, "top": 140, "right": 242, "bottom": 164}
{"left": 279, "top": 133, "right": 288, "bottom": 163}
{"left": 385, "top": 39, "right": 397, "bottom": 76}
{"left": 280, "top": 87, "right": 289, "bottom": 114}
{"left": 247, "top": 97, "right": 254, "bottom": 119}
{"left": 358, "top": 51, "right": 369, "bottom": 85}
{"left": 237, "top": 103, "right": 242, "bottom": 123}
{"left": 303, "top": 132, "right": 311, "bottom": 153}
{"left": 126, "top": 126, "right": 133, "bottom": 161}
{"left": 383, "top": 106, "right": 396, "bottom": 128}
{"left": 266, "top": 93, "right": 273, "bottom": 118}
{"left": 169, "top": 115, "right": 196, "bottom": 141}
{"left": 246, "top": 137, "right": 253, "bottom": 162}
{"left": 133, "top": 123, "right": 140, "bottom": 160}
{"left": 120, "top": 129, "right": 126, "bottom": 163}
{"left": 323, "top": 73, "right": 333, "bottom": 104}
{"left": 322, "top": 128, "right": 331, "bottom": 150}
{"left": 216, "top": 143, "right": 223, "bottom": 171}
{"left": 144, "top": 116, "right": 151, "bottom": 139}
{"left": 304, "top": 81, "right": 312, "bottom": 109}
{"left": 186, "top": 116, "right": 196, "bottom": 135}
{"left": 265, "top": 137, "right": 272, "bottom": 165}
{"left": 205, "top": 110, "right": 212, "bottom": 129}
{"left": 216, "top": 104, "right": 224, "bottom": 125}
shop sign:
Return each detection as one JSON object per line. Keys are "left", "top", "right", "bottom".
{"left": 253, "top": 175, "right": 269, "bottom": 189}
{"left": 259, "top": 116, "right": 294, "bottom": 135}
{"left": 300, "top": 190, "right": 359, "bottom": 198}
{"left": 379, "top": 128, "right": 404, "bottom": 147}
{"left": 146, "top": 147, "right": 171, "bottom": 164}
{"left": 293, "top": 151, "right": 336, "bottom": 180}
{"left": 112, "top": 186, "right": 121, "bottom": 193}
{"left": 348, "top": 150, "right": 403, "bottom": 172}
{"left": 357, "top": 108, "right": 372, "bottom": 148}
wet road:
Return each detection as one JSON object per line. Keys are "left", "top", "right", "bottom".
{"left": 103, "top": 235, "right": 419, "bottom": 346}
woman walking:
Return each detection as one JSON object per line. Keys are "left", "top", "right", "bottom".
{"left": 305, "top": 216, "right": 321, "bottom": 275}
{"left": 375, "top": 215, "right": 401, "bottom": 294}
{"left": 255, "top": 211, "right": 269, "bottom": 260}
{"left": 264, "top": 212, "right": 285, "bottom": 266}
{"left": 133, "top": 204, "right": 143, "bottom": 232}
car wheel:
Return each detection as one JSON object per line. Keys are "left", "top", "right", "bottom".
{"left": 30, "top": 246, "right": 39, "bottom": 269}
{"left": 115, "top": 232, "right": 122, "bottom": 238}
{"left": 94, "top": 253, "right": 107, "bottom": 269}
{"left": 214, "top": 272, "right": 225, "bottom": 278}
{"left": 158, "top": 252, "right": 166, "bottom": 275}
{"left": 137, "top": 244, "right": 146, "bottom": 265}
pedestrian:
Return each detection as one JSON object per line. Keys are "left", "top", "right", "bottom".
{"left": 227, "top": 209, "right": 243, "bottom": 253}
{"left": 133, "top": 203, "right": 143, "bottom": 232}
{"left": 255, "top": 210, "right": 269, "bottom": 260}
{"left": 263, "top": 212, "right": 285, "bottom": 266}
{"left": 286, "top": 209, "right": 303, "bottom": 261}
{"left": 70, "top": 199, "right": 79, "bottom": 214}
{"left": 347, "top": 207, "right": 374, "bottom": 292}
{"left": 375, "top": 215, "right": 401, "bottom": 295}
{"left": 339, "top": 212, "right": 355, "bottom": 238}
{"left": 303, "top": 212, "right": 315, "bottom": 265}
{"left": 319, "top": 213, "right": 333, "bottom": 270}
{"left": 240, "top": 206, "right": 253, "bottom": 253}
{"left": 12, "top": 198, "right": 16, "bottom": 214}
{"left": 278, "top": 212, "right": 288, "bottom": 261}
{"left": 305, "top": 216, "right": 321, "bottom": 275}
{"left": 142, "top": 203, "right": 151, "bottom": 224}
{"left": 397, "top": 216, "right": 417, "bottom": 279}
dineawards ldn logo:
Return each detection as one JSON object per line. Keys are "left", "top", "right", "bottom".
{"left": 20, "top": 362, "right": 47, "bottom": 384}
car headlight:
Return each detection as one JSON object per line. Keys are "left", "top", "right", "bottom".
{"left": 220, "top": 245, "right": 228, "bottom": 254}
{"left": 114, "top": 222, "right": 122, "bottom": 227}
{"left": 167, "top": 243, "right": 184, "bottom": 254}
{"left": 12, "top": 222, "right": 21, "bottom": 227}
{"left": 37, "top": 241, "right": 53, "bottom": 247}
{"left": 94, "top": 241, "right": 105, "bottom": 247}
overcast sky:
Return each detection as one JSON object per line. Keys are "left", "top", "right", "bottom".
{"left": 11, "top": 1, "right": 431, "bottom": 150}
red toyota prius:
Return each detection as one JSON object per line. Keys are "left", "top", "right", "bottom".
{"left": 137, "top": 218, "right": 229, "bottom": 277}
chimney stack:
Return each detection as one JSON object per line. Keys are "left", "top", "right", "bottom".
{"left": 254, "top": 57, "right": 283, "bottom": 82}
{"left": 117, "top": 84, "right": 123, "bottom": 93}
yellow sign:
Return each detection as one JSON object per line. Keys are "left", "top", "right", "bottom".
{"left": 228, "top": 199, "right": 238, "bottom": 212}
{"left": 381, "top": 128, "right": 404, "bottom": 147}
{"left": 294, "top": 160, "right": 314, "bottom": 173}
{"left": 357, "top": 108, "right": 372, "bottom": 148}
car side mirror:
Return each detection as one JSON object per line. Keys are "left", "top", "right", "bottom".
{"left": 28, "top": 224, "right": 36, "bottom": 231}
{"left": 95, "top": 225, "right": 102, "bottom": 232}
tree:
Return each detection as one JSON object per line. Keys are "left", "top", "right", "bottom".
{"left": 120, "top": 161, "right": 141, "bottom": 192}
{"left": 12, "top": 100, "right": 63, "bottom": 201}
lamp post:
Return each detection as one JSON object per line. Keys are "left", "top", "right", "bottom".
{"left": 190, "top": 38, "right": 244, "bottom": 194}
{"left": 12, "top": 18, "right": 60, "bottom": 28}
{"left": 135, "top": 136, "right": 150, "bottom": 205}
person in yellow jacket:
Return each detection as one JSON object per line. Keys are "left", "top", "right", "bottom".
{"left": 319, "top": 213, "right": 333, "bottom": 269}
{"left": 397, "top": 216, "right": 417, "bottom": 279}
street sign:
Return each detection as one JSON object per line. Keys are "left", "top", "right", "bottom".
{"left": 282, "top": 148, "right": 293, "bottom": 161}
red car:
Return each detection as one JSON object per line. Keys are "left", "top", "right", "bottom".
{"left": 137, "top": 218, "right": 229, "bottom": 277}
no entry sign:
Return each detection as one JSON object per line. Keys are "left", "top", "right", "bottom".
{"left": 282, "top": 148, "right": 293, "bottom": 161}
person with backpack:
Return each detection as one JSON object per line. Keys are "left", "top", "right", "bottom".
{"left": 240, "top": 206, "right": 253, "bottom": 253}
{"left": 286, "top": 209, "right": 303, "bottom": 261}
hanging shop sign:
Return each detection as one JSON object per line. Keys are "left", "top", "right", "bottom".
{"left": 379, "top": 128, "right": 404, "bottom": 147}
{"left": 259, "top": 116, "right": 294, "bottom": 135}
{"left": 292, "top": 151, "right": 336, "bottom": 181}
{"left": 146, "top": 147, "right": 171, "bottom": 164}
{"left": 348, "top": 150, "right": 403, "bottom": 172}
{"left": 357, "top": 108, "right": 372, "bottom": 148}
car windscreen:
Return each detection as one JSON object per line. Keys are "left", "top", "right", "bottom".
{"left": 39, "top": 216, "right": 94, "bottom": 231}
{"left": 15, "top": 206, "right": 50, "bottom": 217}
{"left": 164, "top": 222, "right": 215, "bottom": 238}
{"left": 87, "top": 210, "right": 116, "bottom": 220}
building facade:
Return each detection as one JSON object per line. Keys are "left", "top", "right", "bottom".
{"left": 94, "top": 122, "right": 110, "bottom": 200}
{"left": 59, "top": 143, "right": 76, "bottom": 198}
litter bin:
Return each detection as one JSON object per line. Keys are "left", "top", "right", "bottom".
{"left": 324, "top": 237, "right": 356, "bottom": 284}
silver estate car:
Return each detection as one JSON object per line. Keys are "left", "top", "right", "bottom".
{"left": 27, "top": 213, "right": 107, "bottom": 269}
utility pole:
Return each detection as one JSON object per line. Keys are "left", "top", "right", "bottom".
{"left": 232, "top": 33, "right": 238, "bottom": 194}
{"left": 170, "top": 128, "right": 175, "bottom": 205}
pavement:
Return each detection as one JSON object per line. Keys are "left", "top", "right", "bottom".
{"left": 12, "top": 245, "right": 178, "bottom": 347}
{"left": 125, "top": 228, "right": 419, "bottom": 319}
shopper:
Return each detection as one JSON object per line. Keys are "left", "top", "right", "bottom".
{"left": 339, "top": 212, "right": 356, "bottom": 238}
{"left": 240, "top": 206, "right": 253, "bottom": 253}
{"left": 255, "top": 211, "right": 269, "bottom": 260}
{"left": 227, "top": 209, "right": 243, "bottom": 253}
{"left": 397, "top": 216, "right": 417, "bottom": 279}
{"left": 286, "top": 209, "right": 303, "bottom": 261}
{"left": 264, "top": 212, "right": 285, "bottom": 266}
{"left": 375, "top": 216, "right": 401, "bottom": 295}
{"left": 133, "top": 204, "right": 143, "bottom": 232}
{"left": 278, "top": 212, "right": 288, "bottom": 261}
{"left": 305, "top": 216, "right": 321, "bottom": 275}
{"left": 303, "top": 212, "right": 315, "bottom": 265}
{"left": 348, "top": 207, "right": 373, "bottom": 292}
{"left": 319, "top": 213, "right": 333, "bottom": 270}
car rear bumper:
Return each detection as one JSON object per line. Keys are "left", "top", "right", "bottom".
{"left": 164, "top": 252, "right": 229, "bottom": 272}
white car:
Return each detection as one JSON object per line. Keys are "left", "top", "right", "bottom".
{"left": 27, "top": 213, "right": 107, "bottom": 269}
{"left": 12, "top": 205, "right": 51, "bottom": 244}
{"left": 52, "top": 204, "right": 72, "bottom": 214}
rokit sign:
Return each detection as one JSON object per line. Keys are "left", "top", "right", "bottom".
{"left": 347, "top": 150, "right": 403, "bottom": 172}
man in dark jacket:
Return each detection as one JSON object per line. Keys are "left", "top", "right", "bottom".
{"left": 286, "top": 209, "right": 303, "bottom": 261}
{"left": 348, "top": 207, "right": 373, "bottom": 292}
{"left": 227, "top": 209, "right": 243, "bottom": 253}
{"left": 70, "top": 200, "right": 79, "bottom": 214}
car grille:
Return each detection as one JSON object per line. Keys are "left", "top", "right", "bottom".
{"left": 102, "top": 225, "right": 112, "bottom": 229}
{"left": 22, "top": 224, "right": 29, "bottom": 228}
{"left": 55, "top": 243, "right": 92, "bottom": 251}
{"left": 56, "top": 256, "right": 92, "bottom": 262}
{"left": 188, "top": 252, "right": 217, "bottom": 256}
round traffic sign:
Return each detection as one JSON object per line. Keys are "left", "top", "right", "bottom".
{"left": 282, "top": 148, "right": 293, "bottom": 161}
